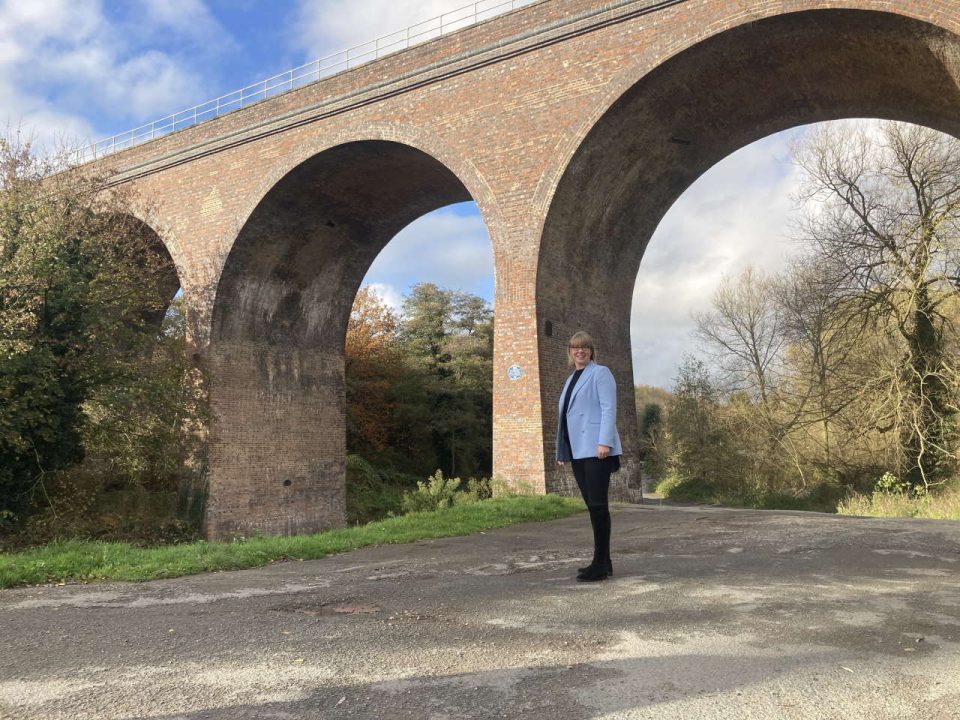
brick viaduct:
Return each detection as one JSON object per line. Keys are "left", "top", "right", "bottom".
{"left": 88, "top": 0, "right": 960, "bottom": 539}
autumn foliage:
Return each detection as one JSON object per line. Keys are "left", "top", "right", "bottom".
{"left": 344, "top": 283, "right": 493, "bottom": 483}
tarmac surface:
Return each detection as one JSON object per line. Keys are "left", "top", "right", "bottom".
{"left": 2, "top": 502, "right": 959, "bottom": 720}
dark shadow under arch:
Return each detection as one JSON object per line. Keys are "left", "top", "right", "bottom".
{"left": 536, "top": 8, "right": 960, "bottom": 498}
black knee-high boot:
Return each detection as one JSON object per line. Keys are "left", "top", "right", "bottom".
{"left": 578, "top": 506, "right": 611, "bottom": 581}
{"left": 599, "top": 507, "right": 612, "bottom": 574}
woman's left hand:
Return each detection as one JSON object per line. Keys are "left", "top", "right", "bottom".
{"left": 597, "top": 444, "right": 611, "bottom": 459}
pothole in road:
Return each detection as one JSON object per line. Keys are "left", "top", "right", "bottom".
{"left": 277, "top": 602, "right": 382, "bottom": 617}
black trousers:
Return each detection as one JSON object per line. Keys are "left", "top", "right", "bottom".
{"left": 571, "top": 456, "right": 616, "bottom": 567}
{"left": 570, "top": 456, "right": 617, "bottom": 508}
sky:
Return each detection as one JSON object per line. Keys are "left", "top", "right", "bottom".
{"left": 1, "top": 0, "right": 816, "bottom": 388}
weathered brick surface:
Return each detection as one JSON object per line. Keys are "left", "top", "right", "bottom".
{"left": 93, "top": 0, "right": 960, "bottom": 538}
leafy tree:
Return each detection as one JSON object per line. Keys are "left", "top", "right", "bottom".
{"left": 80, "top": 297, "right": 192, "bottom": 489}
{"left": 0, "top": 137, "right": 177, "bottom": 529}
{"left": 638, "top": 401, "right": 666, "bottom": 480}
{"left": 400, "top": 283, "right": 493, "bottom": 478}
{"left": 401, "top": 283, "right": 452, "bottom": 372}
{"left": 664, "top": 357, "right": 726, "bottom": 484}
{"left": 344, "top": 283, "right": 493, "bottom": 483}
{"left": 345, "top": 286, "right": 403, "bottom": 454}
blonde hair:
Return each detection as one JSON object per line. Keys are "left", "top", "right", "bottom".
{"left": 567, "top": 331, "right": 597, "bottom": 366}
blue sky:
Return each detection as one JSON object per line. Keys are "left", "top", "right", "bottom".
{"left": 1, "top": 0, "right": 812, "bottom": 388}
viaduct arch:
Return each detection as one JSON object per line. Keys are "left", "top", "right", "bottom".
{"left": 86, "top": 0, "right": 960, "bottom": 538}
{"left": 207, "top": 139, "right": 486, "bottom": 537}
{"left": 535, "top": 6, "right": 960, "bottom": 497}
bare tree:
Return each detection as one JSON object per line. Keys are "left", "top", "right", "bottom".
{"left": 793, "top": 121, "right": 960, "bottom": 488}
{"left": 774, "top": 257, "right": 856, "bottom": 465}
{"left": 695, "top": 266, "right": 786, "bottom": 407}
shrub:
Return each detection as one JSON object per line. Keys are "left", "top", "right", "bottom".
{"left": 401, "top": 471, "right": 504, "bottom": 513}
{"left": 401, "top": 470, "right": 463, "bottom": 514}
{"left": 654, "top": 473, "right": 719, "bottom": 503}
{"left": 490, "top": 476, "right": 536, "bottom": 496}
{"left": 835, "top": 472, "right": 960, "bottom": 519}
{"left": 345, "top": 454, "right": 414, "bottom": 525}
{"left": 457, "top": 477, "right": 494, "bottom": 504}
{"left": 3, "top": 463, "right": 199, "bottom": 551}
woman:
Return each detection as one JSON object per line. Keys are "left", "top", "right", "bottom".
{"left": 556, "top": 331, "right": 622, "bottom": 582}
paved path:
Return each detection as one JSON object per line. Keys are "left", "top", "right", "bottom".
{"left": 2, "top": 504, "right": 959, "bottom": 719}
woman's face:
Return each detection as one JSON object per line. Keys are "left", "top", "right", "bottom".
{"left": 569, "top": 344, "right": 591, "bottom": 369}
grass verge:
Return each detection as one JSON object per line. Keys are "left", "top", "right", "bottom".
{"left": 652, "top": 474, "right": 845, "bottom": 513}
{"left": 0, "top": 495, "right": 582, "bottom": 590}
{"left": 838, "top": 486, "right": 960, "bottom": 520}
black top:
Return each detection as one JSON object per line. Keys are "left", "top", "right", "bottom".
{"left": 560, "top": 368, "right": 584, "bottom": 459}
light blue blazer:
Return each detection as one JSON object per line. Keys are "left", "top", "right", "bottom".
{"left": 556, "top": 361, "right": 623, "bottom": 461}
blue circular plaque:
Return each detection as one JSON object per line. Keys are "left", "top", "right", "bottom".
{"left": 507, "top": 364, "right": 522, "bottom": 381}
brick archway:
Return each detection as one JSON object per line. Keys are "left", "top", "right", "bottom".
{"left": 534, "top": 8, "right": 960, "bottom": 499}
{"left": 205, "top": 140, "right": 482, "bottom": 539}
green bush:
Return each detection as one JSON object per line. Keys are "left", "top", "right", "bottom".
{"left": 2, "top": 463, "right": 200, "bottom": 551}
{"left": 345, "top": 455, "right": 417, "bottom": 525}
{"left": 402, "top": 470, "right": 463, "bottom": 513}
{"left": 459, "top": 477, "right": 494, "bottom": 504}
{"left": 400, "top": 471, "right": 503, "bottom": 513}
{"left": 837, "top": 472, "right": 960, "bottom": 520}
{"left": 654, "top": 474, "right": 720, "bottom": 503}
{"left": 489, "top": 476, "right": 537, "bottom": 496}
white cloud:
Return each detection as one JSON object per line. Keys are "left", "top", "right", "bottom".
{"left": 135, "top": 0, "right": 225, "bottom": 43}
{"left": 365, "top": 283, "right": 405, "bottom": 314}
{"left": 112, "top": 51, "right": 205, "bottom": 120}
{"left": 362, "top": 203, "right": 494, "bottom": 299}
{"left": 291, "top": 0, "right": 534, "bottom": 61}
{"left": 631, "top": 130, "right": 807, "bottom": 388}
{"left": 0, "top": 0, "right": 102, "bottom": 42}
{"left": 0, "top": 0, "right": 103, "bottom": 145}
{"left": 0, "top": 0, "right": 217, "bottom": 151}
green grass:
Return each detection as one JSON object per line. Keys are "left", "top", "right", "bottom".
{"left": 653, "top": 474, "right": 844, "bottom": 513}
{"left": 838, "top": 486, "right": 960, "bottom": 520}
{"left": 652, "top": 474, "right": 720, "bottom": 504}
{"left": 0, "top": 494, "right": 583, "bottom": 589}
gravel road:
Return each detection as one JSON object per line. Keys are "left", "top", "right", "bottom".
{"left": 2, "top": 503, "right": 959, "bottom": 719}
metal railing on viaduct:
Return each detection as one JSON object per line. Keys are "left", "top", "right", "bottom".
{"left": 73, "top": 0, "right": 536, "bottom": 164}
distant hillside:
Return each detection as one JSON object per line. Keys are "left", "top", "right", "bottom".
{"left": 635, "top": 384, "right": 673, "bottom": 411}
